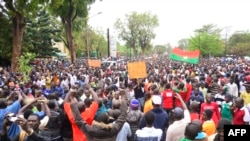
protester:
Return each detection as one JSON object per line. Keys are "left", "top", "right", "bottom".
{"left": 0, "top": 55, "right": 250, "bottom": 141}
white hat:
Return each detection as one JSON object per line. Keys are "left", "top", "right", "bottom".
{"left": 152, "top": 95, "right": 162, "bottom": 105}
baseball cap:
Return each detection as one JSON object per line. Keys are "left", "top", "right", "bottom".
{"left": 152, "top": 95, "right": 162, "bottom": 105}
{"left": 172, "top": 107, "right": 184, "bottom": 118}
{"left": 130, "top": 99, "right": 139, "bottom": 108}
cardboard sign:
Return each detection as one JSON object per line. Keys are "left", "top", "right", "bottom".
{"left": 88, "top": 59, "right": 101, "bottom": 68}
{"left": 127, "top": 61, "right": 147, "bottom": 79}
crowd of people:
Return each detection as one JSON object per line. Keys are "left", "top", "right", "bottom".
{"left": 0, "top": 55, "right": 250, "bottom": 141}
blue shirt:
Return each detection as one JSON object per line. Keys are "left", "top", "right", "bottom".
{"left": 0, "top": 101, "right": 21, "bottom": 138}
{"left": 49, "top": 86, "right": 64, "bottom": 97}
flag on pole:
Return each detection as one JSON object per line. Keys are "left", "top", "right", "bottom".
{"left": 170, "top": 47, "right": 200, "bottom": 64}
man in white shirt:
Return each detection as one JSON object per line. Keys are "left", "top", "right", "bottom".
{"left": 135, "top": 111, "right": 162, "bottom": 141}
{"left": 166, "top": 93, "right": 191, "bottom": 141}
{"left": 226, "top": 78, "right": 238, "bottom": 98}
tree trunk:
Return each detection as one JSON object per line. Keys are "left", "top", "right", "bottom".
{"left": 132, "top": 47, "right": 138, "bottom": 57}
{"left": 141, "top": 48, "right": 145, "bottom": 57}
{"left": 66, "top": 18, "right": 76, "bottom": 64}
{"left": 11, "top": 13, "right": 25, "bottom": 72}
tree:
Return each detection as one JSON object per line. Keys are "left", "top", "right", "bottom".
{"left": 0, "top": 0, "right": 61, "bottom": 72}
{"left": 188, "top": 24, "right": 224, "bottom": 57}
{"left": 117, "top": 42, "right": 129, "bottom": 56}
{"left": 165, "top": 43, "right": 173, "bottom": 54}
{"left": 178, "top": 38, "right": 189, "bottom": 50}
{"left": 153, "top": 45, "right": 167, "bottom": 55}
{"left": 228, "top": 31, "right": 250, "bottom": 56}
{"left": 22, "top": 7, "right": 61, "bottom": 57}
{"left": 75, "top": 27, "right": 107, "bottom": 58}
{"left": 137, "top": 12, "right": 159, "bottom": 56}
{"left": 114, "top": 12, "right": 140, "bottom": 56}
{"left": 0, "top": 11, "right": 12, "bottom": 66}
{"left": 114, "top": 11, "right": 159, "bottom": 57}
{"left": 49, "top": 0, "right": 99, "bottom": 64}
{"left": 18, "top": 52, "right": 36, "bottom": 83}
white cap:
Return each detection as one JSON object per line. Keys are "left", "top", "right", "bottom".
{"left": 152, "top": 95, "right": 162, "bottom": 105}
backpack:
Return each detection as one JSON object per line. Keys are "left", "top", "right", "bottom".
{"left": 127, "top": 110, "right": 142, "bottom": 124}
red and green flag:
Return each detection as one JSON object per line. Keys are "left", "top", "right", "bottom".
{"left": 170, "top": 47, "right": 200, "bottom": 64}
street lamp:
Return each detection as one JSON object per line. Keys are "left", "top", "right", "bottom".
{"left": 86, "top": 12, "right": 102, "bottom": 59}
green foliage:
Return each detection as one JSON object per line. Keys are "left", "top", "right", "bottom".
{"left": 137, "top": 12, "right": 159, "bottom": 55}
{"left": 228, "top": 31, "right": 250, "bottom": 56}
{"left": 188, "top": 24, "right": 224, "bottom": 57}
{"left": 49, "top": 0, "right": 95, "bottom": 20}
{"left": 117, "top": 43, "right": 130, "bottom": 56}
{"left": 48, "top": 0, "right": 99, "bottom": 63}
{"left": 22, "top": 7, "right": 62, "bottom": 57}
{"left": 0, "top": 12, "right": 12, "bottom": 61}
{"left": 114, "top": 11, "right": 159, "bottom": 56}
{"left": 153, "top": 45, "right": 167, "bottom": 55}
{"left": 18, "top": 53, "right": 36, "bottom": 83}
{"left": 1, "top": 0, "right": 58, "bottom": 18}
{"left": 75, "top": 27, "right": 107, "bottom": 58}
{"left": 178, "top": 39, "right": 189, "bottom": 50}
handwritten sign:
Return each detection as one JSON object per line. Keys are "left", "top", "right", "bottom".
{"left": 88, "top": 59, "right": 101, "bottom": 68}
{"left": 127, "top": 61, "right": 147, "bottom": 79}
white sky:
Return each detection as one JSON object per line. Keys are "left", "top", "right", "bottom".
{"left": 88, "top": 0, "right": 250, "bottom": 46}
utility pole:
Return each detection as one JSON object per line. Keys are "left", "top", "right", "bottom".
{"left": 107, "top": 28, "right": 110, "bottom": 57}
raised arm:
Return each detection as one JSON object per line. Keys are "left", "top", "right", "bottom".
{"left": 86, "top": 84, "right": 99, "bottom": 102}
{"left": 175, "top": 93, "right": 188, "bottom": 110}
{"left": 17, "top": 98, "right": 37, "bottom": 115}
{"left": 43, "top": 100, "right": 51, "bottom": 117}
{"left": 111, "top": 93, "right": 128, "bottom": 133}
{"left": 70, "top": 97, "right": 88, "bottom": 134}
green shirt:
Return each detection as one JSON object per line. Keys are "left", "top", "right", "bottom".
{"left": 221, "top": 101, "right": 233, "bottom": 121}
{"left": 179, "top": 138, "right": 193, "bottom": 141}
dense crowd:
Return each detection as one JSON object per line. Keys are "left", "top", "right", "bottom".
{"left": 0, "top": 56, "right": 250, "bottom": 141}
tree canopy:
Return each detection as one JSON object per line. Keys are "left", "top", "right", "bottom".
{"left": 188, "top": 24, "right": 224, "bottom": 57}
{"left": 22, "top": 7, "right": 61, "bottom": 57}
{"left": 114, "top": 11, "right": 159, "bottom": 56}
{"left": 228, "top": 31, "right": 250, "bottom": 56}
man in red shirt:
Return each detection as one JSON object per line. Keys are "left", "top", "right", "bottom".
{"left": 232, "top": 97, "right": 250, "bottom": 125}
{"left": 174, "top": 82, "right": 187, "bottom": 107}
{"left": 64, "top": 85, "right": 99, "bottom": 141}
{"left": 162, "top": 83, "right": 175, "bottom": 124}
{"left": 200, "top": 93, "right": 220, "bottom": 125}
{"left": 185, "top": 77, "right": 193, "bottom": 105}
{"left": 162, "top": 83, "right": 175, "bottom": 114}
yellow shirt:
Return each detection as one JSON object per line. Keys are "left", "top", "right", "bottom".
{"left": 143, "top": 98, "right": 153, "bottom": 114}
{"left": 240, "top": 91, "right": 250, "bottom": 106}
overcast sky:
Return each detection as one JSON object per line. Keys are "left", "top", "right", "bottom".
{"left": 88, "top": 0, "right": 250, "bottom": 46}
